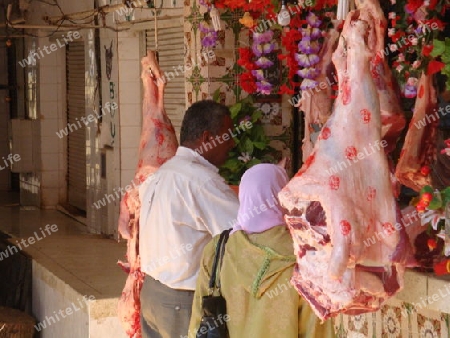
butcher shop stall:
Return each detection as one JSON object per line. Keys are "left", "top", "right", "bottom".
{"left": 0, "top": 0, "right": 450, "bottom": 336}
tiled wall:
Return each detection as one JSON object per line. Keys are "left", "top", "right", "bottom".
{"left": 335, "top": 271, "right": 450, "bottom": 337}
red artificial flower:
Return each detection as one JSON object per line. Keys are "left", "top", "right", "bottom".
{"left": 428, "top": 0, "right": 438, "bottom": 10}
{"left": 278, "top": 84, "right": 295, "bottom": 95}
{"left": 424, "top": 19, "right": 445, "bottom": 31}
{"left": 427, "top": 60, "right": 445, "bottom": 75}
{"left": 422, "top": 44, "right": 434, "bottom": 56}
{"left": 390, "top": 31, "right": 405, "bottom": 44}
{"left": 220, "top": 0, "right": 247, "bottom": 10}
{"left": 405, "top": 0, "right": 423, "bottom": 13}
{"left": 239, "top": 72, "right": 257, "bottom": 94}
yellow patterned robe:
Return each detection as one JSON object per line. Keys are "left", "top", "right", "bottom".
{"left": 188, "top": 225, "right": 336, "bottom": 338}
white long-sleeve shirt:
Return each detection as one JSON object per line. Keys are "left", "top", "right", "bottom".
{"left": 139, "top": 147, "right": 239, "bottom": 290}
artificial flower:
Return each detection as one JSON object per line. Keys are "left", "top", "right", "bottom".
{"left": 427, "top": 60, "right": 445, "bottom": 75}
{"left": 253, "top": 30, "right": 274, "bottom": 44}
{"left": 297, "top": 67, "right": 320, "bottom": 79}
{"left": 398, "top": 53, "right": 405, "bottom": 62}
{"left": 251, "top": 69, "right": 265, "bottom": 80}
{"left": 412, "top": 60, "right": 421, "bottom": 69}
{"left": 306, "top": 12, "right": 322, "bottom": 28}
{"left": 255, "top": 56, "right": 274, "bottom": 68}
{"left": 239, "top": 12, "right": 255, "bottom": 28}
{"left": 389, "top": 44, "right": 399, "bottom": 52}
{"left": 239, "top": 72, "right": 257, "bottom": 94}
{"left": 295, "top": 53, "right": 320, "bottom": 67}
{"left": 388, "top": 28, "right": 396, "bottom": 37}
{"left": 300, "top": 78, "right": 319, "bottom": 90}
{"left": 441, "top": 139, "right": 450, "bottom": 156}
{"left": 238, "top": 152, "right": 252, "bottom": 163}
{"left": 256, "top": 80, "right": 272, "bottom": 94}
{"left": 278, "top": 84, "right": 295, "bottom": 95}
{"left": 422, "top": 44, "right": 433, "bottom": 56}
{"left": 388, "top": 12, "right": 397, "bottom": 19}
{"left": 396, "top": 64, "right": 404, "bottom": 72}
{"left": 298, "top": 39, "right": 321, "bottom": 54}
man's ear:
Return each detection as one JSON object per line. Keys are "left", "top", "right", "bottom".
{"left": 201, "top": 130, "right": 212, "bottom": 144}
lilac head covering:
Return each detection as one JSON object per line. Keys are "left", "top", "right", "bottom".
{"left": 231, "top": 163, "right": 289, "bottom": 234}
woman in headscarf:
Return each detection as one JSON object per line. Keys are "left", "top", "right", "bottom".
{"left": 188, "top": 163, "right": 336, "bottom": 337}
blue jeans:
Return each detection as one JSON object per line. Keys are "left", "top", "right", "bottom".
{"left": 140, "top": 275, "right": 194, "bottom": 338}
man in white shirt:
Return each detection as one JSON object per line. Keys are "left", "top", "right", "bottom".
{"left": 139, "top": 100, "right": 239, "bottom": 338}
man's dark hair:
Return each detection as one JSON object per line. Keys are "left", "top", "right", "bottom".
{"left": 180, "top": 100, "right": 231, "bottom": 145}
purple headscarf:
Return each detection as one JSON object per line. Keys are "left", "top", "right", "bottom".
{"left": 231, "top": 163, "right": 289, "bottom": 234}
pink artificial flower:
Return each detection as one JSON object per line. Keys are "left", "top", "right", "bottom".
{"left": 388, "top": 12, "right": 396, "bottom": 19}
{"left": 251, "top": 69, "right": 265, "bottom": 80}
{"left": 256, "top": 80, "right": 272, "bottom": 95}
{"left": 297, "top": 67, "right": 320, "bottom": 79}
{"left": 398, "top": 53, "right": 405, "bottom": 62}
{"left": 300, "top": 78, "right": 318, "bottom": 90}
{"left": 306, "top": 12, "right": 322, "bottom": 28}
{"left": 255, "top": 57, "right": 274, "bottom": 68}
{"left": 412, "top": 60, "right": 421, "bottom": 69}
{"left": 389, "top": 44, "right": 398, "bottom": 52}
{"left": 295, "top": 53, "right": 320, "bottom": 67}
{"left": 388, "top": 28, "right": 396, "bottom": 37}
{"left": 298, "top": 40, "right": 321, "bottom": 54}
{"left": 253, "top": 30, "right": 274, "bottom": 44}
{"left": 396, "top": 64, "right": 404, "bottom": 72}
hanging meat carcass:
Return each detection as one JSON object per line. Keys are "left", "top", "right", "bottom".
{"left": 117, "top": 51, "right": 178, "bottom": 337}
{"left": 395, "top": 73, "right": 438, "bottom": 192}
{"left": 279, "top": 13, "right": 409, "bottom": 320}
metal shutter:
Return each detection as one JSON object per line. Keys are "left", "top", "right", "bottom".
{"left": 146, "top": 22, "right": 186, "bottom": 138}
{"left": 66, "top": 41, "right": 86, "bottom": 211}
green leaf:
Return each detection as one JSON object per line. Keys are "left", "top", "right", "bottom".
{"left": 253, "top": 141, "right": 267, "bottom": 150}
{"left": 230, "top": 103, "right": 242, "bottom": 119}
{"left": 428, "top": 197, "right": 442, "bottom": 210}
{"left": 431, "top": 39, "right": 446, "bottom": 57}
{"left": 243, "top": 138, "right": 254, "bottom": 154}
{"left": 212, "top": 88, "right": 222, "bottom": 102}
{"left": 420, "top": 186, "right": 434, "bottom": 195}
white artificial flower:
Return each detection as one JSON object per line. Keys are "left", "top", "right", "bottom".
{"left": 390, "top": 0, "right": 396, "bottom": 4}
{"left": 388, "top": 28, "right": 396, "bottom": 37}
{"left": 411, "top": 37, "right": 418, "bottom": 45}
{"left": 388, "top": 12, "right": 396, "bottom": 20}
{"left": 389, "top": 44, "right": 398, "bottom": 52}
{"left": 238, "top": 152, "right": 252, "bottom": 163}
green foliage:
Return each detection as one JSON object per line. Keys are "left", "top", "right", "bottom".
{"left": 431, "top": 37, "right": 450, "bottom": 90}
{"left": 213, "top": 89, "right": 278, "bottom": 185}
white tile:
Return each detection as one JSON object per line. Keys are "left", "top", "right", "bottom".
{"left": 119, "top": 126, "right": 140, "bottom": 148}
{"left": 40, "top": 118, "right": 59, "bottom": 137}
{"left": 41, "top": 153, "right": 60, "bottom": 171}
{"left": 118, "top": 81, "right": 141, "bottom": 104}
{"left": 119, "top": 104, "right": 141, "bottom": 127}
{"left": 118, "top": 60, "right": 140, "bottom": 82}
{"left": 40, "top": 100, "right": 59, "bottom": 119}
{"left": 120, "top": 147, "right": 139, "bottom": 170}
{"left": 41, "top": 136, "right": 59, "bottom": 154}
{"left": 39, "top": 83, "right": 59, "bottom": 102}
{"left": 40, "top": 66, "right": 58, "bottom": 84}
{"left": 118, "top": 37, "right": 140, "bottom": 60}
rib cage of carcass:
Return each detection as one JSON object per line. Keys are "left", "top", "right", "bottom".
{"left": 117, "top": 51, "right": 178, "bottom": 337}
{"left": 279, "top": 12, "right": 410, "bottom": 320}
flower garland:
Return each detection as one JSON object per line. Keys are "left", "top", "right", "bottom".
{"left": 296, "top": 12, "right": 322, "bottom": 90}
{"left": 199, "top": 22, "right": 218, "bottom": 48}
{"left": 387, "top": 0, "right": 448, "bottom": 97}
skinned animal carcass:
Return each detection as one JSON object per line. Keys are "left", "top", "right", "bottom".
{"left": 279, "top": 13, "right": 411, "bottom": 320}
{"left": 117, "top": 51, "right": 178, "bottom": 337}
